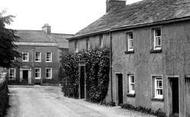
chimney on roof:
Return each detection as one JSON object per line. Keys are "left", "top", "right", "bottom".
{"left": 106, "top": 0, "right": 126, "bottom": 12}
{"left": 42, "top": 24, "right": 51, "bottom": 34}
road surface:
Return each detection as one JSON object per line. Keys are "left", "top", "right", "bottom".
{"left": 6, "top": 85, "right": 154, "bottom": 117}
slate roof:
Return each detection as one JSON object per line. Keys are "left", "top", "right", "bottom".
{"left": 16, "top": 30, "right": 73, "bottom": 48}
{"left": 72, "top": 0, "right": 190, "bottom": 39}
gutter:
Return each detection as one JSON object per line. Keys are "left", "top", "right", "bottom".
{"left": 68, "top": 16, "right": 190, "bottom": 40}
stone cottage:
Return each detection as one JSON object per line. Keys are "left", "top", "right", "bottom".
{"left": 68, "top": 0, "right": 190, "bottom": 116}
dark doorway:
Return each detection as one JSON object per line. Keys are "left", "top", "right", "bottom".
{"left": 23, "top": 70, "right": 28, "bottom": 83}
{"left": 117, "top": 74, "right": 123, "bottom": 105}
{"left": 185, "top": 79, "right": 190, "bottom": 117}
{"left": 170, "top": 78, "right": 179, "bottom": 115}
{"left": 80, "top": 66, "right": 85, "bottom": 99}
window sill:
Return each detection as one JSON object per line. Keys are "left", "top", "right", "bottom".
{"left": 22, "top": 61, "right": 29, "bottom": 62}
{"left": 150, "top": 49, "right": 162, "bottom": 53}
{"left": 127, "top": 93, "right": 136, "bottom": 97}
{"left": 45, "top": 78, "right": 52, "bottom": 79}
{"left": 125, "top": 51, "right": 134, "bottom": 54}
{"left": 151, "top": 98, "right": 164, "bottom": 102}
{"left": 35, "top": 78, "right": 41, "bottom": 80}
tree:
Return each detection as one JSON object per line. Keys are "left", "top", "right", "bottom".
{"left": 0, "top": 11, "right": 20, "bottom": 68}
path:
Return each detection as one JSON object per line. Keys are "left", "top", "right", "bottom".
{"left": 6, "top": 85, "right": 154, "bottom": 117}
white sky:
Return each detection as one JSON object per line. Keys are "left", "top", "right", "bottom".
{"left": 0, "top": 0, "right": 142, "bottom": 34}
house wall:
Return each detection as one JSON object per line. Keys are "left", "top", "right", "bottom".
{"left": 9, "top": 45, "right": 60, "bottom": 84}
{"left": 69, "top": 20, "right": 190, "bottom": 117}
{"left": 69, "top": 33, "right": 110, "bottom": 52}
{"left": 111, "top": 20, "right": 190, "bottom": 116}
{"left": 162, "top": 21, "right": 190, "bottom": 117}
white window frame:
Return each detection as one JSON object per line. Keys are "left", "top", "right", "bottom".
{"left": 35, "top": 68, "right": 41, "bottom": 79}
{"left": 153, "top": 28, "right": 162, "bottom": 50}
{"left": 128, "top": 74, "right": 135, "bottom": 95}
{"left": 35, "top": 52, "right": 41, "bottom": 62}
{"left": 127, "top": 32, "right": 134, "bottom": 51}
{"left": 9, "top": 68, "right": 16, "bottom": 80}
{"left": 46, "top": 52, "right": 52, "bottom": 62}
{"left": 45, "top": 68, "right": 52, "bottom": 79}
{"left": 75, "top": 41, "right": 79, "bottom": 53}
{"left": 22, "top": 52, "right": 29, "bottom": 62}
{"left": 153, "top": 76, "right": 163, "bottom": 99}
{"left": 99, "top": 35, "right": 103, "bottom": 48}
{"left": 86, "top": 39, "right": 90, "bottom": 50}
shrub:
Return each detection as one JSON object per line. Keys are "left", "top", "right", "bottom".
{"left": 0, "top": 79, "right": 9, "bottom": 117}
{"left": 121, "top": 103, "right": 166, "bottom": 117}
{"left": 59, "top": 48, "right": 110, "bottom": 103}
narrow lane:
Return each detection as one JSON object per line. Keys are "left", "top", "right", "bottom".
{"left": 6, "top": 85, "right": 154, "bottom": 117}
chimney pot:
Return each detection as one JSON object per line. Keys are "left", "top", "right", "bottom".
{"left": 106, "top": 0, "right": 126, "bottom": 12}
{"left": 42, "top": 24, "right": 51, "bottom": 34}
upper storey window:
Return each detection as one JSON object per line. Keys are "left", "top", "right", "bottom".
{"left": 86, "top": 38, "right": 90, "bottom": 50}
{"left": 46, "top": 52, "right": 52, "bottom": 62}
{"left": 35, "top": 52, "right": 41, "bottom": 62}
{"left": 127, "top": 32, "right": 134, "bottom": 52}
{"left": 22, "top": 52, "right": 29, "bottom": 62}
{"left": 75, "top": 40, "right": 79, "bottom": 53}
{"left": 99, "top": 35, "right": 103, "bottom": 48}
{"left": 153, "top": 28, "right": 162, "bottom": 50}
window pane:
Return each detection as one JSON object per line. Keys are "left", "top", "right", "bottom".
{"left": 127, "top": 32, "right": 133, "bottom": 51}
{"left": 46, "top": 52, "right": 52, "bottom": 62}
{"left": 35, "top": 52, "right": 41, "bottom": 61}
{"left": 128, "top": 74, "right": 135, "bottom": 94}
{"left": 154, "top": 76, "right": 163, "bottom": 99}
{"left": 155, "top": 29, "right": 161, "bottom": 36}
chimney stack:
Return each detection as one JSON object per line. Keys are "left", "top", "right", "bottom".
{"left": 42, "top": 24, "right": 51, "bottom": 34}
{"left": 106, "top": 0, "right": 126, "bottom": 12}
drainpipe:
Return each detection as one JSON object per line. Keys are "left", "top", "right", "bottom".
{"left": 110, "top": 31, "right": 113, "bottom": 102}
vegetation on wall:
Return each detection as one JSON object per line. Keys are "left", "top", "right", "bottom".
{"left": 59, "top": 47, "right": 110, "bottom": 103}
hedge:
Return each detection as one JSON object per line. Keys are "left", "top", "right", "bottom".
{"left": 0, "top": 76, "right": 9, "bottom": 117}
{"left": 121, "top": 103, "right": 166, "bottom": 117}
{"left": 59, "top": 48, "right": 110, "bottom": 103}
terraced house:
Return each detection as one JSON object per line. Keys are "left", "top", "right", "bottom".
{"left": 68, "top": 0, "right": 190, "bottom": 116}
{"left": 8, "top": 24, "right": 73, "bottom": 85}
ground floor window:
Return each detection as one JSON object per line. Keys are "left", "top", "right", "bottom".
{"left": 153, "top": 76, "right": 163, "bottom": 99}
{"left": 35, "top": 68, "right": 41, "bottom": 79}
{"left": 45, "top": 68, "right": 52, "bottom": 79}
{"left": 9, "top": 68, "right": 16, "bottom": 80}
{"left": 128, "top": 74, "right": 135, "bottom": 95}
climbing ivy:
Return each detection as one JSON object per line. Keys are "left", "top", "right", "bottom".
{"left": 59, "top": 48, "right": 110, "bottom": 103}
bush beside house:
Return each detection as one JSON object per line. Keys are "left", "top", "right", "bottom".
{"left": 59, "top": 48, "right": 110, "bottom": 103}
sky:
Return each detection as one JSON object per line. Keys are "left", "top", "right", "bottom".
{"left": 0, "top": 0, "right": 142, "bottom": 34}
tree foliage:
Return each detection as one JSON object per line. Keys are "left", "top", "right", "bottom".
{"left": 0, "top": 11, "right": 20, "bottom": 68}
{"left": 59, "top": 48, "right": 110, "bottom": 103}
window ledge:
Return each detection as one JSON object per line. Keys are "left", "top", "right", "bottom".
{"left": 125, "top": 51, "right": 135, "bottom": 54}
{"left": 150, "top": 49, "right": 162, "bottom": 53}
{"left": 127, "top": 93, "right": 136, "bottom": 97}
{"left": 151, "top": 98, "right": 164, "bottom": 102}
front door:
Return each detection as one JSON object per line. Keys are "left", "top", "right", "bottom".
{"left": 169, "top": 78, "right": 179, "bottom": 116}
{"left": 117, "top": 74, "right": 123, "bottom": 105}
{"left": 23, "top": 70, "right": 28, "bottom": 83}
{"left": 80, "top": 66, "right": 85, "bottom": 99}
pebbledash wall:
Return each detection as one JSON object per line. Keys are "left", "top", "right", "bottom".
{"left": 68, "top": 0, "right": 190, "bottom": 116}
{"left": 8, "top": 24, "right": 73, "bottom": 85}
